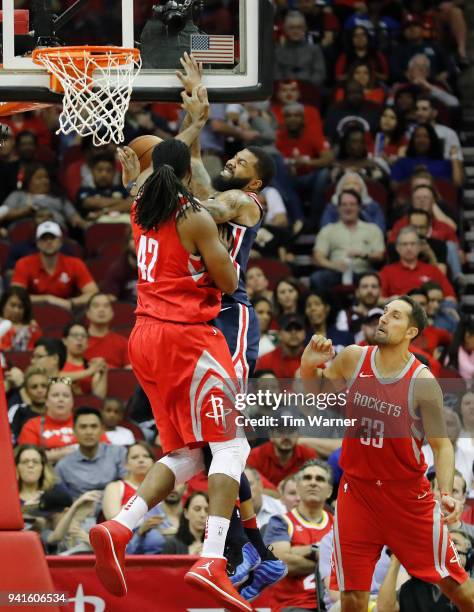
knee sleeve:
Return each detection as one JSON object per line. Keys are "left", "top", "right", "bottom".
{"left": 208, "top": 437, "right": 251, "bottom": 483}
{"left": 158, "top": 447, "right": 204, "bottom": 486}
{"left": 239, "top": 471, "right": 252, "bottom": 503}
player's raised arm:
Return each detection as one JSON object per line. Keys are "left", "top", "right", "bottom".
{"left": 416, "top": 368, "right": 461, "bottom": 524}
{"left": 300, "top": 337, "right": 362, "bottom": 395}
{"left": 186, "top": 209, "right": 238, "bottom": 295}
{"left": 177, "top": 85, "right": 209, "bottom": 148}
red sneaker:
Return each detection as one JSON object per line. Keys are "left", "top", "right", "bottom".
{"left": 185, "top": 557, "right": 253, "bottom": 611}
{"left": 89, "top": 520, "right": 132, "bottom": 597}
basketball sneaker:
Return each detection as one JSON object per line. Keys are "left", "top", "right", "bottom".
{"left": 230, "top": 542, "right": 261, "bottom": 586}
{"left": 185, "top": 557, "right": 253, "bottom": 611}
{"left": 240, "top": 557, "right": 288, "bottom": 602}
{"left": 89, "top": 520, "right": 132, "bottom": 597}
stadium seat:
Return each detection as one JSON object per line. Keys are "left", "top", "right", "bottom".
{"left": 33, "top": 304, "right": 72, "bottom": 330}
{"left": 74, "top": 394, "right": 103, "bottom": 411}
{"left": 113, "top": 302, "right": 136, "bottom": 327}
{"left": 8, "top": 219, "right": 35, "bottom": 243}
{"left": 249, "top": 259, "right": 292, "bottom": 289}
{"left": 98, "top": 241, "right": 126, "bottom": 260}
{"left": 107, "top": 368, "right": 138, "bottom": 402}
{"left": 85, "top": 223, "right": 129, "bottom": 258}
{"left": 113, "top": 324, "right": 133, "bottom": 338}
{"left": 0, "top": 240, "right": 10, "bottom": 271}
{"left": 64, "top": 238, "right": 83, "bottom": 259}
{"left": 7, "top": 350, "right": 32, "bottom": 371}
{"left": 42, "top": 325, "right": 65, "bottom": 339}
{"left": 86, "top": 258, "right": 111, "bottom": 290}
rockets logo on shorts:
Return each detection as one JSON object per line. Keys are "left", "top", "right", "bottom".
{"left": 205, "top": 395, "right": 233, "bottom": 429}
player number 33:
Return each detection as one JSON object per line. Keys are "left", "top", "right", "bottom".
{"left": 137, "top": 235, "right": 159, "bottom": 282}
{"left": 360, "top": 417, "right": 384, "bottom": 448}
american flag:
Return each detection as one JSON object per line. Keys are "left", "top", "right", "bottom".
{"left": 191, "top": 34, "right": 235, "bottom": 64}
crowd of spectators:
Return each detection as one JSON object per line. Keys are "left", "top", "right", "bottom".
{"left": 2, "top": 0, "right": 474, "bottom": 610}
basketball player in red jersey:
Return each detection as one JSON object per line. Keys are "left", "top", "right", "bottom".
{"left": 300, "top": 296, "right": 474, "bottom": 611}
{"left": 89, "top": 135, "right": 254, "bottom": 612}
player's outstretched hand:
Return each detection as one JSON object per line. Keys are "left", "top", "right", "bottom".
{"left": 117, "top": 146, "right": 141, "bottom": 187}
{"left": 441, "top": 494, "right": 463, "bottom": 524}
{"left": 301, "top": 334, "right": 335, "bottom": 371}
{"left": 181, "top": 85, "right": 209, "bottom": 124}
{"left": 176, "top": 51, "right": 203, "bottom": 93}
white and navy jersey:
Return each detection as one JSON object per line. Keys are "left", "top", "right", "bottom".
{"left": 222, "top": 192, "right": 263, "bottom": 307}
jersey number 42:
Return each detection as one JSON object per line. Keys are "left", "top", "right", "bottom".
{"left": 137, "top": 236, "right": 159, "bottom": 282}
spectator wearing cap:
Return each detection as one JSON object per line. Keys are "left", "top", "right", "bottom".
{"left": 305, "top": 292, "right": 354, "bottom": 354}
{"left": 55, "top": 406, "right": 126, "bottom": 500}
{"left": 264, "top": 460, "right": 334, "bottom": 611}
{"left": 379, "top": 227, "right": 456, "bottom": 301}
{"left": 311, "top": 189, "right": 385, "bottom": 293}
{"left": 324, "top": 80, "right": 382, "bottom": 143}
{"left": 274, "top": 11, "right": 326, "bottom": 88}
{"left": 256, "top": 314, "right": 306, "bottom": 379}
{"left": 358, "top": 307, "right": 385, "bottom": 346}
{"left": 247, "top": 427, "right": 318, "bottom": 488}
{"left": 244, "top": 467, "right": 286, "bottom": 529}
{"left": 11, "top": 221, "right": 98, "bottom": 311}
{"left": 276, "top": 102, "right": 333, "bottom": 227}
{"left": 84, "top": 293, "right": 131, "bottom": 369}
{"left": 389, "top": 14, "right": 448, "bottom": 83}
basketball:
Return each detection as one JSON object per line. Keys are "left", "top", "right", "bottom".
{"left": 128, "top": 135, "right": 163, "bottom": 172}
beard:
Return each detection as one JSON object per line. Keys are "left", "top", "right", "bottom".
{"left": 212, "top": 173, "right": 250, "bottom": 192}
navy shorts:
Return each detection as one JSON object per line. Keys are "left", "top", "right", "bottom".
{"left": 213, "top": 302, "right": 259, "bottom": 387}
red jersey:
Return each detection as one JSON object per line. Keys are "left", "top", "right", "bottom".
{"left": 271, "top": 508, "right": 333, "bottom": 611}
{"left": 120, "top": 480, "right": 137, "bottom": 506}
{"left": 18, "top": 414, "right": 77, "bottom": 449}
{"left": 255, "top": 346, "right": 303, "bottom": 379}
{"left": 131, "top": 200, "right": 222, "bottom": 323}
{"left": 341, "top": 345, "right": 428, "bottom": 480}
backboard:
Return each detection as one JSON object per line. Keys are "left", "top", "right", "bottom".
{"left": 0, "top": 0, "right": 274, "bottom": 103}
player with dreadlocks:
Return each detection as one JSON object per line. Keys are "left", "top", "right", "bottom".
{"left": 90, "top": 134, "right": 254, "bottom": 611}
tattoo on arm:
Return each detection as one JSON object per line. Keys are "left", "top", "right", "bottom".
{"left": 203, "top": 190, "right": 250, "bottom": 223}
{"left": 191, "top": 158, "right": 212, "bottom": 200}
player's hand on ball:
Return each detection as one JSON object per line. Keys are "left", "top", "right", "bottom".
{"left": 117, "top": 146, "right": 140, "bottom": 186}
{"left": 301, "top": 335, "right": 335, "bottom": 370}
{"left": 441, "top": 494, "right": 462, "bottom": 524}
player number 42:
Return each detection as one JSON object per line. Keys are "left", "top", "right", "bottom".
{"left": 360, "top": 417, "right": 384, "bottom": 448}
{"left": 137, "top": 235, "right": 159, "bottom": 282}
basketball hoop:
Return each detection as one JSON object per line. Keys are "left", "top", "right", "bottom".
{"left": 32, "top": 46, "right": 142, "bottom": 146}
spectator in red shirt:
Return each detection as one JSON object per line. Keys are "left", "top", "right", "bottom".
{"left": 84, "top": 293, "right": 131, "bottom": 369}
{"left": 256, "top": 314, "right": 306, "bottom": 379}
{"left": 12, "top": 221, "right": 98, "bottom": 310}
{"left": 18, "top": 377, "right": 78, "bottom": 465}
{"left": 61, "top": 323, "right": 108, "bottom": 399}
{"left": 380, "top": 227, "right": 456, "bottom": 301}
{"left": 276, "top": 102, "right": 333, "bottom": 226}
{"left": 389, "top": 185, "right": 458, "bottom": 244}
{"left": 272, "top": 80, "right": 325, "bottom": 141}
{"left": 0, "top": 286, "right": 42, "bottom": 351}
{"left": 248, "top": 430, "right": 318, "bottom": 487}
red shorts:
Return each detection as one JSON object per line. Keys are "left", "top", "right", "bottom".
{"left": 330, "top": 474, "right": 468, "bottom": 592}
{"left": 129, "top": 318, "right": 240, "bottom": 454}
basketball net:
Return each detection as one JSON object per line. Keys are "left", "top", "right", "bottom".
{"left": 32, "top": 46, "right": 142, "bottom": 146}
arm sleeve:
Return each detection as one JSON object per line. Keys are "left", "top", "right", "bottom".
{"left": 74, "top": 260, "right": 95, "bottom": 290}
{"left": 263, "top": 515, "right": 291, "bottom": 546}
{"left": 314, "top": 226, "right": 331, "bottom": 257}
{"left": 11, "top": 258, "right": 30, "bottom": 288}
